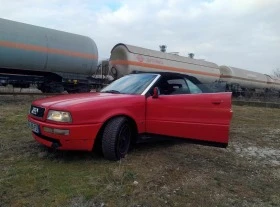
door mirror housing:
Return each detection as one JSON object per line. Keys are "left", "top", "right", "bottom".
{"left": 152, "top": 87, "right": 159, "bottom": 99}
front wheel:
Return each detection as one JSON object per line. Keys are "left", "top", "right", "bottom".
{"left": 102, "top": 117, "right": 132, "bottom": 161}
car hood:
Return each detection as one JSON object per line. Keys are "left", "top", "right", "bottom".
{"left": 31, "top": 92, "right": 146, "bottom": 125}
{"left": 32, "top": 92, "right": 136, "bottom": 109}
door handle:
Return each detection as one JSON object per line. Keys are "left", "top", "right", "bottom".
{"left": 212, "top": 100, "right": 223, "bottom": 104}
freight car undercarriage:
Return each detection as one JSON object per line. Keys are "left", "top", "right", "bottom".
{"left": 0, "top": 68, "right": 108, "bottom": 93}
{"left": 225, "top": 83, "right": 280, "bottom": 98}
{"left": 1, "top": 68, "right": 279, "bottom": 99}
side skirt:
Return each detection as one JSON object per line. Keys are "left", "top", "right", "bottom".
{"left": 136, "top": 133, "right": 228, "bottom": 148}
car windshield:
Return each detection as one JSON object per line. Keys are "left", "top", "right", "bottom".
{"left": 100, "top": 73, "right": 158, "bottom": 95}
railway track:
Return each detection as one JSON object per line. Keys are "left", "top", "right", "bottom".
{"left": 0, "top": 92, "right": 62, "bottom": 96}
{"left": 0, "top": 90, "right": 97, "bottom": 96}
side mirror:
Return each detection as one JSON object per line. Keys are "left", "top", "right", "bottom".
{"left": 152, "top": 87, "right": 159, "bottom": 99}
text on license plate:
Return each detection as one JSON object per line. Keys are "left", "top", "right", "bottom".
{"left": 28, "top": 121, "right": 40, "bottom": 133}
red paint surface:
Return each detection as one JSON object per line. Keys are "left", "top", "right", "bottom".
{"left": 146, "top": 92, "right": 232, "bottom": 143}
{"left": 28, "top": 91, "right": 232, "bottom": 150}
{"left": 28, "top": 115, "right": 102, "bottom": 151}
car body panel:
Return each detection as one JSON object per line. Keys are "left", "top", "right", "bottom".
{"left": 146, "top": 92, "right": 232, "bottom": 143}
{"left": 28, "top": 93, "right": 147, "bottom": 151}
{"left": 31, "top": 93, "right": 146, "bottom": 130}
{"left": 28, "top": 115, "right": 102, "bottom": 150}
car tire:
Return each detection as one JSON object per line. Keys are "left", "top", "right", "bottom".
{"left": 102, "top": 117, "right": 132, "bottom": 161}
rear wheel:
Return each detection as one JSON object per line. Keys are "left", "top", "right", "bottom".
{"left": 102, "top": 117, "right": 132, "bottom": 161}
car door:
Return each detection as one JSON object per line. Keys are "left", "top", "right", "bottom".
{"left": 145, "top": 76, "right": 233, "bottom": 144}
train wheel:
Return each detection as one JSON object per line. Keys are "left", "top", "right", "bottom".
{"left": 38, "top": 82, "right": 64, "bottom": 93}
{"left": 66, "top": 84, "right": 90, "bottom": 93}
{"left": 78, "top": 85, "right": 91, "bottom": 93}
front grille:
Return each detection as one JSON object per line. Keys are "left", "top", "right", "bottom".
{"left": 30, "top": 105, "right": 45, "bottom": 118}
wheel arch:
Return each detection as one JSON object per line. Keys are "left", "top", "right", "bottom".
{"left": 92, "top": 114, "right": 138, "bottom": 151}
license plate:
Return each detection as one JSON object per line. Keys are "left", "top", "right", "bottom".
{"left": 28, "top": 121, "right": 40, "bottom": 133}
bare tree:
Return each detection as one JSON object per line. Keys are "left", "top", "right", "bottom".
{"left": 272, "top": 68, "right": 280, "bottom": 78}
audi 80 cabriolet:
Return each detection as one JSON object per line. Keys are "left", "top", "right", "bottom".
{"left": 28, "top": 72, "right": 233, "bottom": 160}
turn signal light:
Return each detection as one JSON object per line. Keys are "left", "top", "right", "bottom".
{"left": 43, "top": 127, "right": 69, "bottom": 135}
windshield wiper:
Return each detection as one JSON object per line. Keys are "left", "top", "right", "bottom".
{"left": 101, "top": 90, "right": 121, "bottom": 94}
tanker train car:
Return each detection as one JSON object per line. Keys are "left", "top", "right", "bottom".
{"left": 108, "top": 43, "right": 221, "bottom": 84}
{"left": 219, "top": 66, "right": 272, "bottom": 96}
{"left": 0, "top": 18, "right": 98, "bottom": 93}
{"left": 108, "top": 43, "right": 280, "bottom": 97}
{"left": 219, "top": 66, "right": 280, "bottom": 96}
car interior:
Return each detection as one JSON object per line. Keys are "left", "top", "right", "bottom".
{"left": 149, "top": 74, "right": 203, "bottom": 95}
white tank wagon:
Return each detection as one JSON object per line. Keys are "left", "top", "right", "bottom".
{"left": 219, "top": 65, "right": 271, "bottom": 93}
{"left": 109, "top": 43, "right": 221, "bottom": 84}
{"left": 271, "top": 77, "right": 280, "bottom": 91}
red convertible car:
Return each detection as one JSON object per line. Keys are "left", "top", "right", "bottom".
{"left": 28, "top": 72, "right": 233, "bottom": 160}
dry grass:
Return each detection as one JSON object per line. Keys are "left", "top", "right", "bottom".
{"left": 0, "top": 96, "right": 280, "bottom": 207}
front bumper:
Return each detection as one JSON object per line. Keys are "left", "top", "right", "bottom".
{"left": 28, "top": 115, "right": 102, "bottom": 151}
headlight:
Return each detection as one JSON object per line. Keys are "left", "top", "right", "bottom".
{"left": 47, "top": 110, "right": 72, "bottom": 122}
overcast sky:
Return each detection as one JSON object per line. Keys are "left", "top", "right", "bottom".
{"left": 0, "top": 0, "right": 279, "bottom": 74}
